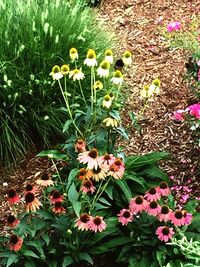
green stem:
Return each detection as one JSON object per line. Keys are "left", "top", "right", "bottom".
{"left": 107, "top": 128, "right": 110, "bottom": 153}
{"left": 51, "top": 158, "right": 62, "bottom": 183}
{"left": 78, "top": 79, "right": 86, "bottom": 104}
{"left": 58, "top": 79, "right": 83, "bottom": 137}
{"left": 138, "top": 99, "right": 149, "bottom": 119}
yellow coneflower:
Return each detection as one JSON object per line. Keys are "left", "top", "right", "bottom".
{"left": 84, "top": 49, "right": 97, "bottom": 67}
{"left": 93, "top": 80, "right": 103, "bottom": 90}
{"left": 122, "top": 50, "right": 132, "bottom": 65}
{"left": 110, "top": 70, "right": 123, "bottom": 85}
{"left": 69, "top": 48, "right": 78, "bottom": 61}
{"left": 102, "top": 94, "right": 112, "bottom": 109}
{"left": 50, "top": 65, "right": 63, "bottom": 80}
{"left": 61, "top": 64, "right": 70, "bottom": 75}
{"left": 105, "top": 49, "right": 113, "bottom": 64}
{"left": 103, "top": 117, "right": 118, "bottom": 128}
{"left": 69, "top": 68, "right": 85, "bottom": 81}
{"left": 151, "top": 78, "right": 161, "bottom": 95}
{"left": 97, "top": 60, "right": 110, "bottom": 78}
{"left": 140, "top": 84, "right": 153, "bottom": 98}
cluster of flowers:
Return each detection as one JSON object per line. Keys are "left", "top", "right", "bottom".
{"left": 167, "top": 21, "right": 181, "bottom": 32}
{"left": 173, "top": 103, "right": 200, "bottom": 124}
{"left": 140, "top": 78, "right": 161, "bottom": 99}
{"left": 75, "top": 139, "right": 125, "bottom": 192}
{"left": 50, "top": 47, "right": 132, "bottom": 82}
{"left": 117, "top": 181, "right": 192, "bottom": 242}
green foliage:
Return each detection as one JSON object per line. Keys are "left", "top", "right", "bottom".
{"left": 0, "top": 0, "right": 115, "bottom": 166}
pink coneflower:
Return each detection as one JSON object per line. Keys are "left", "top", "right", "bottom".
{"left": 118, "top": 209, "right": 133, "bottom": 225}
{"left": 75, "top": 139, "right": 87, "bottom": 153}
{"left": 25, "top": 192, "right": 42, "bottom": 212}
{"left": 157, "top": 205, "right": 172, "bottom": 222}
{"left": 8, "top": 235, "right": 23, "bottom": 251}
{"left": 186, "top": 103, "right": 200, "bottom": 119}
{"left": 144, "top": 187, "right": 161, "bottom": 202}
{"left": 78, "top": 148, "right": 100, "bottom": 170}
{"left": 172, "top": 110, "right": 185, "bottom": 121}
{"left": 7, "top": 215, "right": 20, "bottom": 228}
{"left": 99, "top": 153, "right": 116, "bottom": 170}
{"left": 7, "top": 188, "right": 20, "bottom": 205}
{"left": 107, "top": 158, "right": 125, "bottom": 179}
{"left": 88, "top": 216, "right": 106, "bottom": 233}
{"left": 182, "top": 210, "right": 193, "bottom": 225}
{"left": 24, "top": 183, "right": 37, "bottom": 195}
{"left": 170, "top": 210, "right": 186, "bottom": 226}
{"left": 91, "top": 166, "right": 107, "bottom": 182}
{"left": 36, "top": 172, "right": 54, "bottom": 187}
{"left": 157, "top": 181, "right": 170, "bottom": 196}
{"left": 156, "top": 226, "right": 174, "bottom": 242}
{"left": 52, "top": 202, "right": 66, "bottom": 214}
{"left": 77, "top": 168, "right": 93, "bottom": 180}
{"left": 146, "top": 201, "right": 161, "bottom": 216}
{"left": 129, "top": 196, "right": 148, "bottom": 213}
{"left": 49, "top": 190, "right": 64, "bottom": 203}
{"left": 75, "top": 213, "right": 90, "bottom": 231}
{"left": 80, "top": 179, "right": 96, "bottom": 194}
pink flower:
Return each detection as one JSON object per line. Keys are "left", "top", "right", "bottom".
{"left": 49, "top": 190, "right": 64, "bottom": 203}
{"left": 9, "top": 235, "right": 23, "bottom": 251}
{"left": 170, "top": 210, "right": 187, "bottom": 226}
{"left": 167, "top": 21, "right": 181, "bottom": 32}
{"left": 146, "top": 201, "right": 161, "bottom": 216}
{"left": 118, "top": 209, "right": 133, "bottom": 225}
{"left": 78, "top": 148, "right": 100, "bottom": 170}
{"left": 7, "top": 188, "right": 20, "bottom": 205}
{"left": 7, "top": 215, "right": 20, "bottom": 228}
{"left": 88, "top": 216, "right": 106, "bottom": 233}
{"left": 75, "top": 213, "right": 90, "bottom": 231}
{"left": 129, "top": 196, "right": 148, "bottom": 213}
{"left": 75, "top": 139, "right": 87, "bottom": 153}
{"left": 24, "top": 184, "right": 37, "bottom": 195}
{"left": 156, "top": 226, "right": 174, "bottom": 242}
{"left": 99, "top": 153, "right": 116, "bottom": 170}
{"left": 186, "top": 103, "right": 200, "bottom": 119}
{"left": 80, "top": 180, "right": 96, "bottom": 194}
{"left": 144, "top": 187, "right": 161, "bottom": 202}
{"left": 172, "top": 110, "right": 185, "bottom": 121}
{"left": 182, "top": 211, "right": 193, "bottom": 225}
{"left": 157, "top": 181, "right": 170, "bottom": 196}
{"left": 107, "top": 158, "right": 125, "bottom": 179}
{"left": 157, "top": 205, "right": 172, "bottom": 222}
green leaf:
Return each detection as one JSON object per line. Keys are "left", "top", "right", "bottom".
{"left": 68, "top": 183, "right": 79, "bottom": 203}
{"left": 63, "top": 119, "right": 73, "bottom": 133}
{"left": 79, "top": 252, "right": 93, "bottom": 265}
{"left": 23, "top": 250, "right": 39, "bottom": 258}
{"left": 42, "top": 234, "right": 50, "bottom": 246}
{"left": 109, "top": 110, "right": 120, "bottom": 120}
{"left": 6, "top": 254, "right": 18, "bottom": 267}
{"left": 67, "top": 169, "right": 78, "bottom": 190}
{"left": 62, "top": 256, "right": 73, "bottom": 267}
{"left": 143, "top": 165, "right": 168, "bottom": 181}
{"left": 98, "top": 197, "right": 111, "bottom": 206}
{"left": 116, "top": 126, "right": 129, "bottom": 140}
{"left": 124, "top": 172, "right": 146, "bottom": 188}
{"left": 72, "top": 201, "right": 81, "bottom": 217}
{"left": 105, "top": 236, "right": 133, "bottom": 248}
{"left": 37, "top": 150, "right": 68, "bottom": 160}
{"left": 105, "top": 184, "right": 113, "bottom": 200}
{"left": 24, "top": 260, "right": 36, "bottom": 267}
{"left": 115, "top": 179, "right": 132, "bottom": 202}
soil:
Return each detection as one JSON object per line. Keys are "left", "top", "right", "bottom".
{"left": 0, "top": 0, "right": 200, "bottom": 266}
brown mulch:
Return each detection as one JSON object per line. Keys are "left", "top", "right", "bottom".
{"left": 0, "top": 0, "right": 200, "bottom": 214}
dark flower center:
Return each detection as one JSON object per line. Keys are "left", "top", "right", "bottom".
{"left": 149, "top": 187, "right": 156, "bottom": 195}
{"left": 109, "top": 93, "right": 114, "bottom": 98}
{"left": 52, "top": 191, "right": 60, "bottom": 199}
{"left": 104, "top": 154, "right": 111, "bottom": 160}
{"left": 175, "top": 211, "right": 183, "bottom": 219}
{"left": 80, "top": 214, "right": 90, "bottom": 223}
{"left": 161, "top": 206, "right": 169, "bottom": 214}
{"left": 55, "top": 202, "right": 62, "bottom": 208}
{"left": 41, "top": 173, "right": 49, "bottom": 180}
{"left": 150, "top": 201, "right": 158, "bottom": 209}
{"left": 93, "top": 167, "right": 101, "bottom": 174}
{"left": 8, "top": 189, "right": 16, "bottom": 198}
{"left": 88, "top": 149, "right": 98, "bottom": 159}
{"left": 160, "top": 181, "right": 168, "bottom": 189}
{"left": 109, "top": 166, "right": 115, "bottom": 172}
{"left": 162, "top": 227, "right": 170, "bottom": 235}
{"left": 25, "top": 192, "right": 35, "bottom": 203}
{"left": 123, "top": 211, "right": 131, "bottom": 218}
{"left": 115, "top": 159, "right": 122, "bottom": 166}
{"left": 10, "top": 235, "right": 19, "bottom": 244}
{"left": 26, "top": 184, "right": 33, "bottom": 191}
{"left": 79, "top": 168, "right": 86, "bottom": 176}
{"left": 84, "top": 180, "right": 92, "bottom": 188}
{"left": 93, "top": 217, "right": 102, "bottom": 225}
{"left": 77, "top": 139, "right": 84, "bottom": 144}
{"left": 7, "top": 215, "right": 15, "bottom": 224}
{"left": 135, "top": 196, "right": 143, "bottom": 204}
